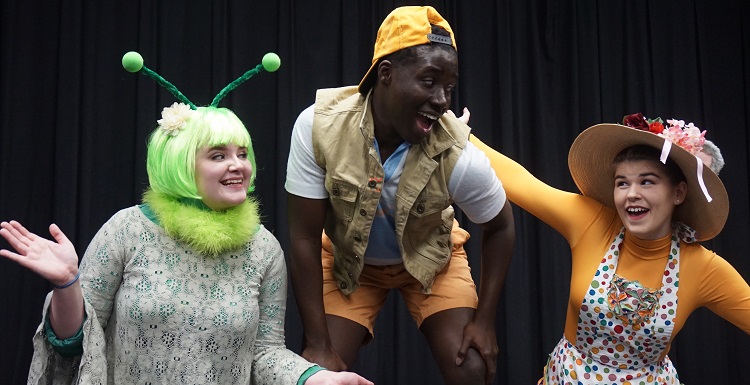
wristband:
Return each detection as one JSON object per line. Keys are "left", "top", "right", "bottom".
{"left": 53, "top": 272, "right": 80, "bottom": 289}
{"left": 297, "top": 365, "right": 325, "bottom": 385}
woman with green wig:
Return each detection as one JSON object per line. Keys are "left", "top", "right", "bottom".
{"left": 0, "top": 53, "right": 372, "bottom": 385}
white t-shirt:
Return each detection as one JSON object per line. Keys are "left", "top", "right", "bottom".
{"left": 285, "top": 105, "right": 506, "bottom": 264}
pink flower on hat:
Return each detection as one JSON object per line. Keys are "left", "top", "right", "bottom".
{"left": 661, "top": 119, "right": 705, "bottom": 155}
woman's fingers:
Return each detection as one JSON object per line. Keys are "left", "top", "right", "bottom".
{"left": 0, "top": 221, "right": 31, "bottom": 254}
{"left": 49, "top": 224, "right": 73, "bottom": 247}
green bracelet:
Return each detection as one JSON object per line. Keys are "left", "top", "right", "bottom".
{"left": 297, "top": 365, "right": 325, "bottom": 385}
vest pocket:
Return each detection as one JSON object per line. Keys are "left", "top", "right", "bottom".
{"left": 327, "top": 179, "right": 359, "bottom": 223}
{"left": 409, "top": 197, "right": 450, "bottom": 218}
{"left": 403, "top": 200, "right": 453, "bottom": 267}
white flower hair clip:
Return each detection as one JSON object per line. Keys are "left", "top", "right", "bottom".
{"left": 158, "top": 102, "right": 194, "bottom": 136}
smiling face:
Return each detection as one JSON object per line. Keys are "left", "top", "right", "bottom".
{"left": 372, "top": 45, "right": 458, "bottom": 145}
{"left": 613, "top": 159, "right": 687, "bottom": 240}
{"left": 194, "top": 144, "right": 252, "bottom": 211}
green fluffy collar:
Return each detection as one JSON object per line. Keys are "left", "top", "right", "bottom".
{"left": 141, "top": 189, "right": 260, "bottom": 256}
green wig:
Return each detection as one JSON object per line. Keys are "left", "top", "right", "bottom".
{"left": 146, "top": 107, "right": 256, "bottom": 199}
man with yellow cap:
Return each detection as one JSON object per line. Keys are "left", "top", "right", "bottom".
{"left": 285, "top": 6, "right": 515, "bottom": 385}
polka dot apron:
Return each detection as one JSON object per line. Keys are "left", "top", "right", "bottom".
{"left": 542, "top": 225, "right": 696, "bottom": 384}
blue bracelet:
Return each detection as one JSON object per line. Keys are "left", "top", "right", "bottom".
{"left": 53, "top": 272, "right": 80, "bottom": 289}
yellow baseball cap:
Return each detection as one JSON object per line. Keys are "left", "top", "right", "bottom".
{"left": 358, "top": 6, "right": 457, "bottom": 94}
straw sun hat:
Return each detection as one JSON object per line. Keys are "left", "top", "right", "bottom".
{"left": 568, "top": 113, "right": 729, "bottom": 241}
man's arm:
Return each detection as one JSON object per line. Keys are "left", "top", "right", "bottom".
{"left": 475, "top": 199, "right": 515, "bottom": 328}
{"left": 456, "top": 200, "right": 515, "bottom": 384}
{"left": 287, "top": 193, "right": 348, "bottom": 371}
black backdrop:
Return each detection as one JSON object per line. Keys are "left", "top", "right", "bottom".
{"left": 1, "top": 1, "right": 749, "bottom": 384}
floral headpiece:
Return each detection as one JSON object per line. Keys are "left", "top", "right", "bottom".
{"left": 622, "top": 112, "right": 712, "bottom": 202}
{"left": 121, "top": 51, "right": 281, "bottom": 135}
{"left": 622, "top": 112, "right": 706, "bottom": 155}
{"left": 158, "top": 102, "right": 194, "bottom": 136}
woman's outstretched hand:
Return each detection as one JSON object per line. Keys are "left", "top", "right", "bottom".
{"left": 0, "top": 221, "right": 79, "bottom": 286}
{"left": 446, "top": 107, "right": 471, "bottom": 125}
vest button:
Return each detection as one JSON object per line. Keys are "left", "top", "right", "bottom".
{"left": 416, "top": 204, "right": 425, "bottom": 213}
{"left": 367, "top": 180, "right": 376, "bottom": 188}
{"left": 332, "top": 187, "right": 340, "bottom": 196}
{"left": 353, "top": 235, "right": 362, "bottom": 242}
{"left": 339, "top": 281, "right": 348, "bottom": 290}
{"left": 359, "top": 209, "right": 367, "bottom": 216}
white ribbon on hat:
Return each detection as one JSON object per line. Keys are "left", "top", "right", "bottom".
{"left": 659, "top": 138, "right": 672, "bottom": 164}
{"left": 660, "top": 138, "right": 712, "bottom": 202}
{"left": 695, "top": 156, "right": 712, "bottom": 202}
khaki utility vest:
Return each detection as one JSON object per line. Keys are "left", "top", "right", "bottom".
{"left": 312, "top": 86, "right": 469, "bottom": 295}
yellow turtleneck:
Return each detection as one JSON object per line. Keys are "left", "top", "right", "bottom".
{"left": 617, "top": 232, "right": 672, "bottom": 289}
{"left": 470, "top": 135, "right": 750, "bottom": 358}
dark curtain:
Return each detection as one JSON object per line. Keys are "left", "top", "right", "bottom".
{"left": 1, "top": 1, "right": 749, "bottom": 384}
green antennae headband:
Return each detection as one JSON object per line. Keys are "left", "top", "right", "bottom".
{"left": 121, "top": 51, "right": 281, "bottom": 109}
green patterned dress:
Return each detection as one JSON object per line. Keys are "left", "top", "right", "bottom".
{"left": 27, "top": 206, "right": 314, "bottom": 384}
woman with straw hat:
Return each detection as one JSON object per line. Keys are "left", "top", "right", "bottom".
{"left": 470, "top": 112, "right": 750, "bottom": 383}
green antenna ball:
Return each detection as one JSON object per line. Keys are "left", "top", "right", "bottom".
{"left": 262, "top": 53, "right": 281, "bottom": 72}
{"left": 122, "top": 51, "right": 144, "bottom": 73}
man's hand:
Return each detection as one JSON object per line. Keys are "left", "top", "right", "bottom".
{"left": 456, "top": 320, "right": 498, "bottom": 385}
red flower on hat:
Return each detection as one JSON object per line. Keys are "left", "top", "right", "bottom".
{"left": 622, "top": 112, "right": 665, "bottom": 134}
{"left": 648, "top": 120, "right": 664, "bottom": 134}
{"left": 622, "top": 112, "right": 649, "bottom": 131}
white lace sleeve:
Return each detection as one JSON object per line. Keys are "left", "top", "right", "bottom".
{"left": 250, "top": 228, "right": 314, "bottom": 384}
{"left": 27, "top": 209, "right": 134, "bottom": 384}
{"left": 27, "top": 292, "right": 110, "bottom": 384}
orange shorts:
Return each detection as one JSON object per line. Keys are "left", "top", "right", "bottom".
{"left": 321, "top": 222, "right": 478, "bottom": 338}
